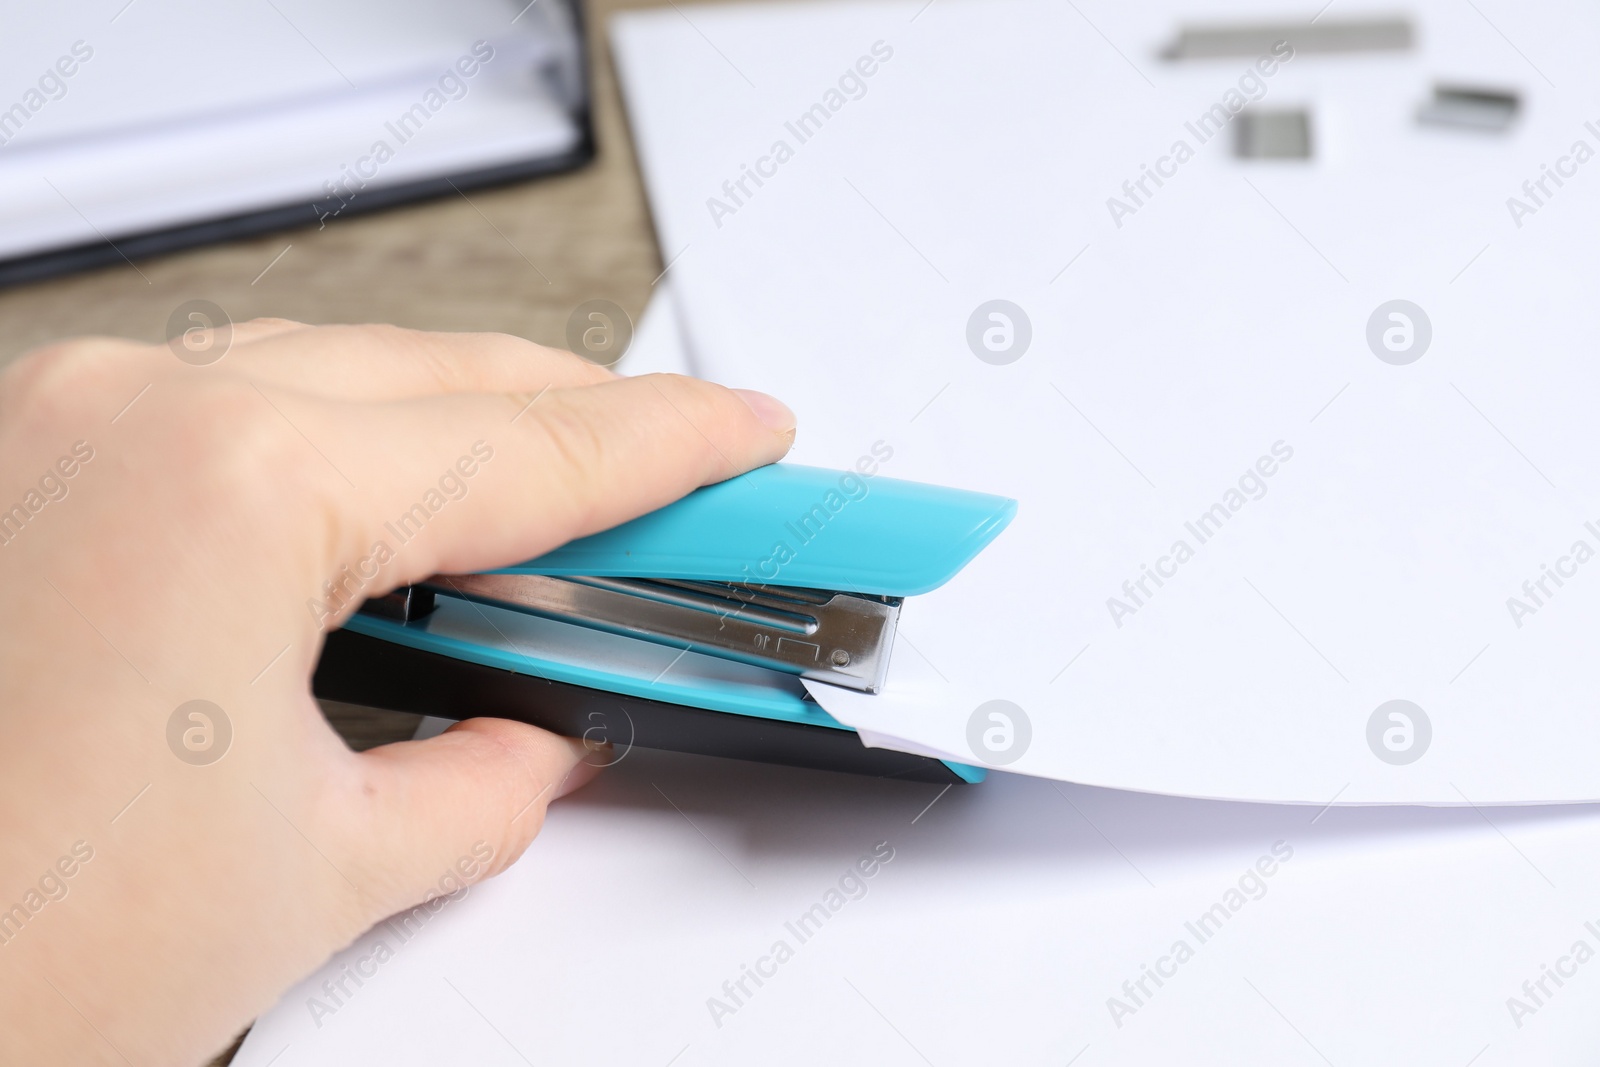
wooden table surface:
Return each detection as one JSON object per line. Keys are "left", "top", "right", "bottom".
{"left": 0, "top": 0, "right": 679, "bottom": 1060}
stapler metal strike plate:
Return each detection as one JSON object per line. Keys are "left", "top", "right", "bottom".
{"left": 427, "top": 573, "right": 900, "bottom": 692}
{"left": 313, "top": 464, "right": 1016, "bottom": 783}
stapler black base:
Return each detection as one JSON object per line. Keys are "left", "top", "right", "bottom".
{"left": 313, "top": 628, "right": 972, "bottom": 785}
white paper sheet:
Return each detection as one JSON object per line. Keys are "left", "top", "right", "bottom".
{"left": 611, "top": 0, "right": 1600, "bottom": 803}
{"left": 232, "top": 741, "right": 1600, "bottom": 1066}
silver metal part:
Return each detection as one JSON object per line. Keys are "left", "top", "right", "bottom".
{"left": 1417, "top": 86, "right": 1520, "bottom": 132}
{"left": 427, "top": 573, "right": 901, "bottom": 693}
{"left": 1235, "top": 110, "right": 1312, "bottom": 160}
{"left": 1162, "top": 18, "right": 1412, "bottom": 60}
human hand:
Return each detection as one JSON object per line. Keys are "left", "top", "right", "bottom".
{"left": 0, "top": 320, "right": 795, "bottom": 1064}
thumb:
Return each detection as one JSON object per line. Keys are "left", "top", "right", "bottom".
{"left": 347, "top": 718, "right": 599, "bottom": 916}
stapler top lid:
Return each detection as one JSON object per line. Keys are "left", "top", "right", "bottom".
{"left": 495, "top": 462, "right": 1017, "bottom": 597}
{"left": 409, "top": 464, "right": 1017, "bottom": 693}
{"left": 361, "top": 463, "right": 1015, "bottom": 693}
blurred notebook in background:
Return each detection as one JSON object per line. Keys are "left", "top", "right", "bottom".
{"left": 0, "top": 0, "right": 590, "bottom": 285}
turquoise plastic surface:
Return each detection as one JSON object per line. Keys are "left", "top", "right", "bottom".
{"left": 497, "top": 463, "right": 1018, "bottom": 596}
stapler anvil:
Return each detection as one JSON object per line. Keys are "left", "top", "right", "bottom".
{"left": 313, "top": 464, "right": 1016, "bottom": 783}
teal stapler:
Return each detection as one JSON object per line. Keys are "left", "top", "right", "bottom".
{"left": 313, "top": 464, "right": 1016, "bottom": 783}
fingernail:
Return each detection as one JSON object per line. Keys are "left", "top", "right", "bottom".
{"left": 733, "top": 388, "right": 796, "bottom": 434}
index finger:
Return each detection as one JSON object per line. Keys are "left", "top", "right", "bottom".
{"left": 280, "top": 372, "right": 797, "bottom": 595}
